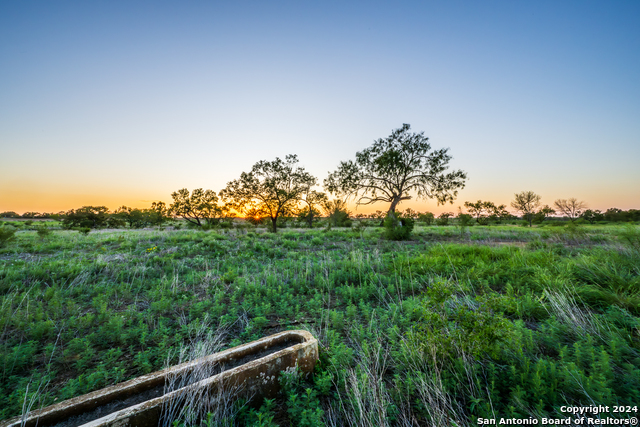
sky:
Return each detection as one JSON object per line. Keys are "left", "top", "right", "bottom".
{"left": 1, "top": 1, "right": 639, "bottom": 215}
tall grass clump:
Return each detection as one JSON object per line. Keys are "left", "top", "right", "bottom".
{"left": 159, "top": 317, "right": 244, "bottom": 427}
{"left": 619, "top": 224, "right": 640, "bottom": 251}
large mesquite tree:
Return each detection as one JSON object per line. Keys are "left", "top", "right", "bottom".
{"left": 222, "top": 155, "right": 316, "bottom": 232}
{"left": 324, "top": 124, "right": 467, "bottom": 216}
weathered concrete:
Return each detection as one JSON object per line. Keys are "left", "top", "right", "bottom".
{"left": 1, "top": 330, "right": 318, "bottom": 427}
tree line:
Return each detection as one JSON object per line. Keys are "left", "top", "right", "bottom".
{"left": 1, "top": 124, "right": 638, "bottom": 233}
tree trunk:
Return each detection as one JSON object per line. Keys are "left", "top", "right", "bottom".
{"left": 381, "top": 198, "right": 402, "bottom": 226}
{"left": 270, "top": 216, "right": 278, "bottom": 233}
{"left": 388, "top": 198, "right": 401, "bottom": 216}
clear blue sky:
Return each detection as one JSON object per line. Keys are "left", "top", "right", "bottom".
{"left": 1, "top": 1, "right": 639, "bottom": 214}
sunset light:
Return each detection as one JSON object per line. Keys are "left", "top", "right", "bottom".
{"left": 1, "top": 3, "right": 639, "bottom": 425}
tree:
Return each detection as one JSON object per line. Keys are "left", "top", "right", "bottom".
{"left": 323, "top": 199, "right": 352, "bottom": 228}
{"left": 222, "top": 155, "right": 316, "bottom": 233}
{"left": 299, "top": 190, "right": 328, "bottom": 228}
{"left": 114, "top": 202, "right": 170, "bottom": 228}
{"left": 401, "top": 208, "right": 420, "bottom": 219}
{"left": 324, "top": 124, "right": 467, "bottom": 217}
{"left": 436, "top": 212, "right": 453, "bottom": 226}
{"left": 149, "top": 202, "right": 169, "bottom": 225}
{"left": 488, "top": 204, "right": 510, "bottom": 223}
{"left": 169, "top": 188, "right": 228, "bottom": 227}
{"left": 62, "top": 206, "right": 110, "bottom": 229}
{"left": 418, "top": 212, "right": 435, "bottom": 225}
{"left": 369, "top": 210, "right": 387, "bottom": 224}
{"left": 533, "top": 205, "right": 555, "bottom": 224}
{"left": 581, "top": 209, "right": 604, "bottom": 224}
{"left": 457, "top": 210, "right": 474, "bottom": 235}
{"left": 0, "top": 212, "right": 20, "bottom": 218}
{"left": 554, "top": 198, "right": 587, "bottom": 222}
{"left": 464, "top": 200, "right": 497, "bottom": 225}
{"left": 511, "top": 191, "right": 541, "bottom": 227}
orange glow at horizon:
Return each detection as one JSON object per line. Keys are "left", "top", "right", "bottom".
{"left": 0, "top": 183, "right": 170, "bottom": 214}
{"left": 1, "top": 166, "right": 638, "bottom": 216}
{"left": 2, "top": 185, "right": 638, "bottom": 217}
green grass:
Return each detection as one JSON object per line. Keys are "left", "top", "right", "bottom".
{"left": 1, "top": 224, "right": 639, "bottom": 425}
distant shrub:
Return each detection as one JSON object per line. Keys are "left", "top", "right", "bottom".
{"left": 323, "top": 200, "right": 352, "bottom": 228}
{"left": 37, "top": 225, "right": 52, "bottom": 240}
{"left": 544, "top": 221, "right": 567, "bottom": 227}
{"left": 418, "top": 212, "right": 435, "bottom": 225}
{"left": 457, "top": 213, "right": 473, "bottom": 227}
{"left": 436, "top": 212, "right": 453, "bottom": 226}
{"left": 77, "top": 227, "right": 91, "bottom": 235}
{"left": 352, "top": 220, "right": 366, "bottom": 234}
{"left": 0, "top": 225, "right": 17, "bottom": 247}
{"left": 457, "top": 213, "right": 473, "bottom": 236}
{"left": 219, "top": 220, "right": 234, "bottom": 229}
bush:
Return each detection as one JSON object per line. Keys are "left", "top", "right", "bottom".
{"left": 418, "top": 212, "right": 435, "bottom": 225}
{"left": 37, "top": 226, "right": 52, "bottom": 240}
{"left": 324, "top": 200, "right": 352, "bottom": 228}
{"left": 436, "top": 212, "right": 453, "bottom": 226}
{"left": 383, "top": 212, "right": 414, "bottom": 240}
{"left": 218, "top": 220, "right": 234, "bottom": 229}
{"left": 0, "top": 225, "right": 17, "bottom": 247}
{"left": 477, "top": 217, "right": 489, "bottom": 225}
{"left": 457, "top": 213, "right": 473, "bottom": 236}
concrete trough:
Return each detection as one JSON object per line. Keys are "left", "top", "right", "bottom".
{"left": 2, "top": 330, "right": 318, "bottom": 427}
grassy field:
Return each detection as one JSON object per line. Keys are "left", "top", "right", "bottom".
{"left": 1, "top": 223, "right": 639, "bottom": 426}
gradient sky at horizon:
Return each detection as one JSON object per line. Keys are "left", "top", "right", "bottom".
{"left": 1, "top": 1, "right": 639, "bottom": 215}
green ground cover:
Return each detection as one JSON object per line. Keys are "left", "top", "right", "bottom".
{"left": 1, "top": 224, "right": 639, "bottom": 425}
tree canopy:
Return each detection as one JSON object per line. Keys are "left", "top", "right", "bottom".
{"left": 169, "top": 188, "right": 228, "bottom": 227}
{"left": 113, "top": 202, "right": 169, "bottom": 228}
{"left": 62, "top": 206, "right": 111, "bottom": 229}
{"left": 222, "top": 155, "right": 316, "bottom": 232}
{"left": 299, "top": 189, "right": 328, "bottom": 228}
{"left": 511, "top": 191, "right": 541, "bottom": 227}
{"left": 554, "top": 198, "right": 587, "bottom": 222}
{"left": 324, "top": 124, "right": 467, "bottom": 216}
{"left": 464, "top": 200, "right": 510, "bottom": 224}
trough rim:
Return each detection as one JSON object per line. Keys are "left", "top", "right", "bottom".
{"left": 1, "top": 329, "right": 317, "bottom": 427}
